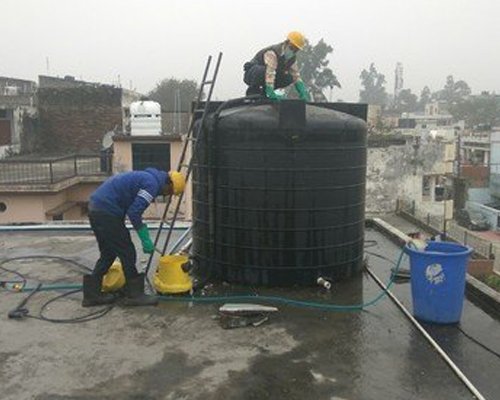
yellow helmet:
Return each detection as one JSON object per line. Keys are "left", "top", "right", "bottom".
{"left": 287, "top": 31, "right": 306, "bottom": 50}
{"left": 168, "top": 171, "right": 186, "bottom": 195}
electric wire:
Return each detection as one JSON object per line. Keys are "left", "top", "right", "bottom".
{"left": 0, "top": 263, "right": 28, "bottom": 288}
{"left": 1, "top": 255, "right": 92, "bottom": 291}
{"left": 1, "top": 256, "right": 112, "bottom": 323}
{"left": 27, "top": 289, "right": 113, "bottom": 323}
{"left": 457, "top": 325, "right": 500, "bottom": 360}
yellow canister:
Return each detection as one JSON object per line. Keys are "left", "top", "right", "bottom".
{"left": 154, "top": 254, "right": 192, "bottom": 294}
{"left": 102, "top": 260, "right": 126, "bottom": 292}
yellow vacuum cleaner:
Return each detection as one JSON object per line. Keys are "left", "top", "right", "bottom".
{"left": 154, "top": 254, "right": 193, "bottom": 294}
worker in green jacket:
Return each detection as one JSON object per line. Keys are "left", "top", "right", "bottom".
{"left": 243, "top": 31, "right": 310, "bottom": 101}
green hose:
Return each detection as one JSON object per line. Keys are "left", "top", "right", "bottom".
{"left": 157, "top": 248, "right": 406, "bottom": 311}
{"left": 12, "top": 249, "right": 405, "bottom": 312}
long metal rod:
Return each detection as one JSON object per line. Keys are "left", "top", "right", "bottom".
{"left": 365, "top": 266, "right": 486, "bottom": 400}
{"left": 167, "top": 225, "right": 192, "bottom": 254}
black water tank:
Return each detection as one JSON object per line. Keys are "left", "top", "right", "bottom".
{"left": 192, "top": 100, "right": 367, "bottom": 286}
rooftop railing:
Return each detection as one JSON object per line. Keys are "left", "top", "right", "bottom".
{"left": 0, "top": 153, "right": 112, "bottom": 185}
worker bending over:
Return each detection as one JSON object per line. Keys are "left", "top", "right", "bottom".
{"left": 243, "top": 31, "right": 310, "bottom": 101}
{"left": 83, "top": 168, "right": 186, "bottom": 307}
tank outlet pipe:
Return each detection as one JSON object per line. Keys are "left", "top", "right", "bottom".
{"left": 168, "top": 227, "right": 192, "bottom": 255}
{"left": 317, "top": 277, "right": 332, "bottom": 290}
{"left": 177, "top": 237, "right": 193, "bottom": 255}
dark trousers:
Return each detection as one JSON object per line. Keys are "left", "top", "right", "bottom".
{"left": 243, "top": 63, "right": 294, "bottom": 95}
{"left": 89, "top": 210, "right": 139, "bottom": 280}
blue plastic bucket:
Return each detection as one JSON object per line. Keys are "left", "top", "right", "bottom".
{"left": 404, "top": 241, "right": 472, "bottom": 324}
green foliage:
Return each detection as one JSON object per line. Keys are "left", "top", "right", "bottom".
{"left": 436, "top": 75, "right": 471, "bottom": 104}
{"left": 294, "top": 39, "right": 340, "bottom": 102}
{"left": 148, "top": 78, "right": 199, "bottom": 112}
{"left": 418, "top": 86, "right": 432, "bottom": 111}
{"left": 359, "top": 63, "right": 388, "bottom": 106}
{"left": 485, "top": 274, "right": 500, "bottom": 292}
{"left": 394, "top": 88, "right": 418, "bottom": 113}
{"left": 450, "top": 93, "right": 500, "bottom": 128}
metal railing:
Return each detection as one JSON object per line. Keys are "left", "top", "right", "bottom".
{"left": 0, "top": 153, "right": 112, "bottom": 185}
{"left": 397, "top": 198, "right": 494, "bottom": 259}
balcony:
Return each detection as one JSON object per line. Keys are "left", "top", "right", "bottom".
{"left": 0, "top": 153, "right": 112, "bottom": 191}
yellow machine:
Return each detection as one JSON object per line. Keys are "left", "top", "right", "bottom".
{"left": 154, "top": 254, "right": 192, "bottom": 294}
{"left": 101, "top": 260, "right": 126, "bottom": 292}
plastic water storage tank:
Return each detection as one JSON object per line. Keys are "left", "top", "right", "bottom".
{"left": 130, "top": 101, "right": 162, "bottom": 136}
{"left": 192, "top": 100, "right": 367, "bottom": 286}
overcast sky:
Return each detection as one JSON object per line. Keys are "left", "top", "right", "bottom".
{"left": 2, "top": 0, "right": 499, "bottom": 101}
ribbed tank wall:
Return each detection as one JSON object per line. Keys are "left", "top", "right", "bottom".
{"left": 192, "top": 101, "right": 367, "bottom": 286}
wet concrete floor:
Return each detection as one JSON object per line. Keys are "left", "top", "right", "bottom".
{"left": 0, "top": 227, "right": 496, "bottom": 399}
{"left": 369, "top": 219, "right": 500, "bottom": 400}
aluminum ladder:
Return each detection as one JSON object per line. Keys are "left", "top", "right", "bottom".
{"left": 144, "top": 52, "right": 222, "bottom": 280}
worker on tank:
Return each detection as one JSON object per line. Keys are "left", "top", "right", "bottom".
{"left": 82, "top": 168, "right": 186, "bottom": 307}
{"left": 243, "top": 31, "right": 310, "bottom": 101}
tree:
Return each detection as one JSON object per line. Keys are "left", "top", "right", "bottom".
{"left": 148, "top": 78, "right": 199, "bottom": 112}
{"left": 359, "top": 63, "right": 388, "bottom": 106}
{"left": 418, "top": 86, "right": 432, "bottom": 111}
{"left": 394, "top": 88, "right": 418, "bottom": 113}
{"left": 293, "top": 39, "right": 341, "bottom": 102}
{"left": 437, "top": 75, "right": 471, "bottom": 104}
{"left": 449, "top": 93, "right": 500, "bottom": 128}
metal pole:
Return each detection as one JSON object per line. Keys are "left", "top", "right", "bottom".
{"left": 49, "top": 161, "right": 54, "bottom": 184}
{"left": 366, "top": 266, "right": 486, "bottom": 400}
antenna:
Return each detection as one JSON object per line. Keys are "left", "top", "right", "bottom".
{"left": 46, "top": 56, "right": 50, "bottom": 75}
{"left": 173, "top": 88, "right": 181, "bottom": 134}
{"left": 394, "top": 62, "right": 404, "bottom": 100}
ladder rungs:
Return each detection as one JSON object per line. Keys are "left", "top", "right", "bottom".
{"left": 186, "top": 137, "right": 197, "bottom": 141}
{"left": 202, "top": 80, "right": 214, "bottom": 86}
{"left": 179, "top": 163, "right": 190, "bottom": 168}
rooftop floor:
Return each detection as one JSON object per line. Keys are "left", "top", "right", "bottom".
{"left": 0, "top": 226, "right": 499, "bottom": 399}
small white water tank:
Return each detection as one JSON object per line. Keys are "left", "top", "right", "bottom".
{"left": 130, "top": 101, "right": 162, "bottom": 136}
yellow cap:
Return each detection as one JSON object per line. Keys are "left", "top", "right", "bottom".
{"left": 169, "top": 171, "right": 186, "bottom": 195}
{"left": 287, "top": 31, "right": 306, "bottom": 50}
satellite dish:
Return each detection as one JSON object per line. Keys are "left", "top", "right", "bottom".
{"left": 102, "top": 131, "right": 115, "bottom": 150}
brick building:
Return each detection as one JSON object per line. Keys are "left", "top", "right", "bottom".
{"left": 37, "top": 75, "right": 141, "bottom": 153}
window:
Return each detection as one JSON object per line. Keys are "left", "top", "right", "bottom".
{"left": 0, "top": 110, "right": 7, "bottom": 119}
{"left": 0, "top": 202, "right": 7, "bottom": 213}
{"left": 132, "top": 143, "right": 170, "bottom": 172}
{"left": 398, "top": 118, "right": 416, "bottom": 129}
{"left": 422, "top": 176, "right": 431, "bottom": 199}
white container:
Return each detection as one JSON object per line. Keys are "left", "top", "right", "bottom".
{"left": 130, "top": 101, "right": 162, "bottom": 136}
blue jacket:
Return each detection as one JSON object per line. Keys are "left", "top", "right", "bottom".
{"left": 89, "top": 168, "right": 169, "bottom": 230}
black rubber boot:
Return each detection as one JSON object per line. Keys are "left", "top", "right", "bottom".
{"left": 122, "top": 274, "right": 158, "bottom": 307}
{"left": 82, "top": 275, "right": 116, "bottom": 307}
